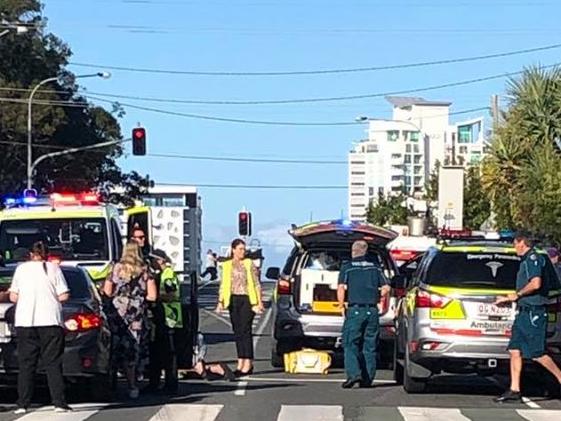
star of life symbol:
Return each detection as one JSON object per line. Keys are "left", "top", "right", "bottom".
{"left": 486, "top": 261, "right": 504, "bottom": 278}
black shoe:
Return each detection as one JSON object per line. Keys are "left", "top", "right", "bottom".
{"left": 342, "top": 378, "right": 362, "bottom": 389}
{"left": 221, "top": 364, "right": 237, "bottom": 382}
{"left": 494, "top": 390, "right": 522, "bottom": 403}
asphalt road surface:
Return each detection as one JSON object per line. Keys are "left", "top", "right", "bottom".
{"left": 1, "top": 279, "right": 560, "bottom": 420}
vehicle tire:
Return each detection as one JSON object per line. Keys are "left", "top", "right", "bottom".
{"left": 403, "top": 347, "right": 427, "bottom": 394}
{"left": 90, "top": 368, "right": 117, "bottom": 401}
{"left": 393, "top": 340, "right": 403, "bottom": 384}
{"left": 271, "top": 346, "right": 284, "bottom": 368}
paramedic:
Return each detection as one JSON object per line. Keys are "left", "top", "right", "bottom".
{"left": 337, "top": 240, "right": 390, "bottom": 389}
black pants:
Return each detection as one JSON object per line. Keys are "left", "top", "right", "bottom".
{"left": 229, "top": 295, "right": 254, "bottom": 359}
{"left": 148, "top": 308, "right": 178, "bottom": 391}
{"left": 16, "top": 326, "right": 66, "bottom": 408}
{"left": 201, "top": 267, "right": 218, "bottom": 280}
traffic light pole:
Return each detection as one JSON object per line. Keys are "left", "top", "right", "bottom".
{"left": 27, "top": 137, "right": 131, "bottom": 189}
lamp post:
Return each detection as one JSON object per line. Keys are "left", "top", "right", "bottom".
{"left": 0, "top": 22, "right": 29, "bottom": 38}
{"left": 26, "top": 72, "right": 111, "bottom": 189}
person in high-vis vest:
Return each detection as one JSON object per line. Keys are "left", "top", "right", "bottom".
{"left": 216, "top": 239, "right": 263, "bottom": 377}
{"left": 147, "top": 249, "right": 182, "bottom": 394}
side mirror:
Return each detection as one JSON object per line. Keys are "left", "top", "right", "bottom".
{"left": 266, "top": 267, "right": 280, "bottom": 280}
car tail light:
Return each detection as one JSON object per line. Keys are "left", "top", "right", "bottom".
{"left": 65, "top": 313, "right": 102, "bottom": 332}
{"left": 390, "top": 249, "right": 418, "bottom": 262}
{"left": 277, "top": 278, "right": 291, "bottom": 295}
{"left": 379, "top": 294, "right": 389, "bottom": 313}
{"left": 415, "top": 290, "right": 451, "bottom": 309}
{"left": 420, "top": 341, "right": 442, "bottom": 351}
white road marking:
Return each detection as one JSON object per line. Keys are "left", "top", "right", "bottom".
{"left": 200, "top": 308, "right": 232, "bottom": 327}
{"left": 242, "top": 375, "right": 395, "bottom": 384}
{"left": 149, "top": 404, "right": 223, "bottom": 421}
{"left": 17, "top": 404, "right": 108, "bottom": 421}
{"left": 234, "top": 380, "right": 248, "bottom": 396}
{"left": 398, "top": 407, "right": 470, "bottom": 421}
{"left": 517, "top": 409, "right": 561, "bottom": 420}
{"left": 277, "top": 405, "right": 343, "bottom": 421}
{"left": 198, "top": 280, "right": 217, "bottom": 290}
{"left": 253, "top": 306, "right": 272, "bottom": 350}
{"left": 522, "top": 397, "right": 541, "bottom": 409}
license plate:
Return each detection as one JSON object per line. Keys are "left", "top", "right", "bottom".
{"left": 477, "top": 303, "right": 512, "bottom": 318}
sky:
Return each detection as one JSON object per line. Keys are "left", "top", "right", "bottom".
{"left": 41, "top": 0, "right": 561, "bottom": 267}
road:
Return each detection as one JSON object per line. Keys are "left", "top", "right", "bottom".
{"left": 0, "top": 279, "right": 560, "bottom": 420}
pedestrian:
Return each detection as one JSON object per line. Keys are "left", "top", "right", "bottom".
{"left": 215, "top": 239, "right": 264, "bottom": 376}
{"left": 147, "top": 249, "right": 182, "bottom": 394}
{"left": 547, "top": 247, "right": 561, "bottom": 280}
{"left": 103, "top": 242, "right": 157, "bottom": 399}
{"left": 494, "top": 232, "right": 561, "bottom": 402}
{"left": 201, "top": 249, "right": 218, "bottom": 281}
{"left": 8, "top": 241, "right": 72, "bottom": 414}
{"left": 337, "top": 240, "right": 391, "bottom": 389}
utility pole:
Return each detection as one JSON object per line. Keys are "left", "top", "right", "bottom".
{"left": 491, "top": 94, "right": 500, "bottom": 129}
{"left": 451, "top": 132, "right": 457, "bottom": 166}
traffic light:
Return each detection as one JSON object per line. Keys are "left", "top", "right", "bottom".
{"left": 132, "top": 127, "right": 146, "bottom": 156}
{"left": 238, "top": 211, "right": 252, "bottom": 237}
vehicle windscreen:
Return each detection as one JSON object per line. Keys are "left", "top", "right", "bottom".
{"left": 0, "top": 268, "right": 91, "bottom": 300}
{"left": 426, "top": 252, "right": 520, "bottom": 289}
{"left": 304, "top": 249, "right": 383, "bottom": 272}
{"left": 0, "top": 218, "right": 109, "bottom": 263}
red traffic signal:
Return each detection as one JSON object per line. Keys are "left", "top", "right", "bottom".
{"left": 132, "top": 127, "right": 146, "bottom": 156}
{"left": 238, "top": 211, "right": 252, "bottom": 236}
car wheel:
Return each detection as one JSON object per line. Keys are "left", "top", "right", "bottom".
{"left": 403, "top": 346, "right": 427, "bottom": 394}
{"left": 393, "top": 339, "right": 403, "bottom": 384}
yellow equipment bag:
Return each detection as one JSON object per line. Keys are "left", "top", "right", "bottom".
{"left": 283, "top": 348, "right": 332, "bottom": 375}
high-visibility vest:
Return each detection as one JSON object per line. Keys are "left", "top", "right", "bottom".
{"left": 160, "top": 266, "right": 183, "bottom": 329}
{"left": 220, "top": 259, "right": 259, "bottom": 308}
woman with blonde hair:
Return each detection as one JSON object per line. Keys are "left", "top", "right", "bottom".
{"left": 104, "top": 242, "right": 156, "bottom": 398}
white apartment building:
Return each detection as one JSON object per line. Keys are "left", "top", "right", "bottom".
{"left": 348, "top": 96, "right": 488, "bottom": 221}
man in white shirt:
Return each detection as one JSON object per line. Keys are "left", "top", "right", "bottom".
{"left": 9, "top": 241, "right": 71, "bottom": 414}
{"left": 201, "top": 249, "right": 218, "bottom": 280}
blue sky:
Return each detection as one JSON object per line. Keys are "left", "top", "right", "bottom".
{"left": 43, "top": 0, "right": 561, "bottom": 266}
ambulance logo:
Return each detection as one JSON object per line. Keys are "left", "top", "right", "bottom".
{"left": 486, "top": 261, "right": 503, "bottom": 278}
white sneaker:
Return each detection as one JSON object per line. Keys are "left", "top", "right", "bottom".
{"left": 14, "top": 408, "right": 27, "bottom": 415}
{"left": 54, "top": 406, "right": 72, "bottom": 413}
{"left": 128, "top": 388, "right": 140, "bottom": 399}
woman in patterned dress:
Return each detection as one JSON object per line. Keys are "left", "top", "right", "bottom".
{"left": 104, "top": 242, "right": 157, "bottom": 398}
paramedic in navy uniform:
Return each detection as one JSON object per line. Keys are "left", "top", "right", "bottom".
{"left": 337, "top": 240, "right": 390, "bottom": 389}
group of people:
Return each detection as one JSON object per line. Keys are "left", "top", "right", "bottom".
{"left": 5, "top": 230, "right": 265, "bottom": 413}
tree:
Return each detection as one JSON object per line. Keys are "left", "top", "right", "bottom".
{"left": 463, "top": 166, "right": 491, "bottom": 230}
{"left": 481, "top": 66, "right": 561, "bottom": 243}
{"left": 0, "top": 1, "right": 150, "bottom": 200}
{"left": 424, "top": 160, "right": 440, "bottom": 202}
{"left": 366, "top": 193, "right": 411, "bottom": 226}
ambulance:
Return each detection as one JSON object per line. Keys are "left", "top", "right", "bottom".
{"left": 0, "top": 192, "right": 124, "bottom": 283}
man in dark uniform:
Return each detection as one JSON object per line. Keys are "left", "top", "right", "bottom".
{"left": 494, "top": 232, "right": 561, "bottom": 402}
{"left": 337, "top": 240, "right": 391, "bottom": 389}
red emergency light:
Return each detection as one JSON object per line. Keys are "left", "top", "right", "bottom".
{"left": 50, "top": 193, "right": 100, "bottom": 205}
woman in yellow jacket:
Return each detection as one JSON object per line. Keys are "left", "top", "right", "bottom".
{"left": 216, "top": 239, "right": 263, "bottom": 376}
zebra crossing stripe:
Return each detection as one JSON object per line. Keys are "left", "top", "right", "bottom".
{"left": 149, "top": 404, "right": 223, "bottom": 421}
{"left": 277, "top": 405, "right": 343, "bottom": 421}
{"left": 398, "top": 407, "right": 470, "bottom": 421}
{"left": 517, "top": 410, "right": 561, "bottom": 421}
{"left": 16, "top": 404, "right": 109, "bottom": 421}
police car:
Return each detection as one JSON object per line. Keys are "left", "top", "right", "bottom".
{"left": 393, "top": 238, "right": 561, "bottom": 393}
{"left": 0, "top": 191, "right": 123, "bottom": 283}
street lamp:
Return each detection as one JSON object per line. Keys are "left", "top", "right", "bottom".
{"left": 26, "top": 72, "right": 111, "bottom": 189}
{"left": 0, "top": 22, "right": 30, "bottom": 38}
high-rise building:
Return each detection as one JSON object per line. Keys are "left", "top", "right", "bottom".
{"left": 348, "top": 96, "right": 488, "bottom": 221}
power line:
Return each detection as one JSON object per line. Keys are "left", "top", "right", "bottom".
{"left": 84, "top": 64, "right": 561, "bottom": 106}
{"left": 68, "top": 43, "right": 561, "bottom": 77}
{"left": 157, "top": 182, "right": 346, "bottom": 189}
{"left": 0, "top": 97, "right": 90, "bottom": 108}
{"left": 149, "top": 153, "right": 347, "bottom": 164}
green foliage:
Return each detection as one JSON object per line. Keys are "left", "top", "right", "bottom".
{"left": 482, "top": 66, "right": 561, "bottom": 243}
{"left": 463, "top": 166, "right": 491, "bottom": 230}
{"left": 0, "top": 1, "right": 150, "bottom": 202}
{"left": 424, "top": 160, "right": 440, "bottom": 202}
{"left": 366, "top": 194, "right": 411, "bottom": 226}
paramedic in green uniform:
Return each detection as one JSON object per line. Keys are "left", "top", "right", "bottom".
{"left": 495, "top": 232, "right": 561, "bottom": 402}
{"left": 147, "top": 249, "right": 183, "bottom": 394}
{"left": 337, "top": 240, "right": 391, "bottom": 389}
